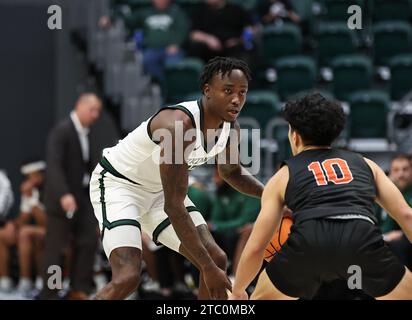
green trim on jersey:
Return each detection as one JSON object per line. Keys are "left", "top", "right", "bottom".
{"left": 152, "top": 205, "right": 199, "bottom": 245}
{"left": 197, "top": 99, "right": 207, "bottom": 150}
{"left": 99, "top": 157, "right": 140, "bottom": 185}
{"left": 98, "top": 169, "right": 141, "bottom": 242}
{"left": 146, "top": 104, "right": 197, "bottom": 144}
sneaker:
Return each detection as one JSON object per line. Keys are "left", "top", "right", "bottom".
{"left": 16, "top": 278, "right": 33, "bottom": 294}
{"left": 184, "top": 273, "right": 195, "bottom": 290}
{"left": 35, "top": 276, "right": 43, "bottom": 291}
{"left": 62, "top": 278, "right": 70, "bottom": 291}
{"left": 125, "top": 290, "right": 138, "bottom": 300}
{"left": 0, "top": 277, "right": 13, "bottom": 293}
{"left": 93, "top": 273, "right": 107, "bottom": 291}
{"left": 141, "top": 278, "right": 160, "bottom": 293}
{"left": 172, "top": 282, "right": 196, "bottom": 299}
{"left": 173, "top": 282, "right": 189, "bottom": 293}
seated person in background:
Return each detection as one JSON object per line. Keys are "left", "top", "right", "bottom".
{"left": 377, "top": 154, "right": 412, "bottom": 269}
{"left": 188, "top": 0, "right": 255, "bottom": 63}
{"left": 0, "top": 169, "right": 14, "bottom": 292}
{"left": 14, "top": 160, "right": 47, "bottom": 294}
{"left": 257, "top": 0, "right": 301, "bottom": 26}
{"left": 127, "top": 0, "right": 189, "bottom": 85}
{"left": 208, "top": 168, "right": 260, "bottom": 276}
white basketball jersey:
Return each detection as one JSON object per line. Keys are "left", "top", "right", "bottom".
{"left": 102, "top": 100, "right": 231, "bottom": 192}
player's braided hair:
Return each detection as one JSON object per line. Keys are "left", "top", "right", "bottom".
{"left": 199, "top": 56, "right": 251, "bottom": 91}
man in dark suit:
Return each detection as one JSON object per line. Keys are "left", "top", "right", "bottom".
{"left": 40, "top": 93, "right": 102, "bottom": 299}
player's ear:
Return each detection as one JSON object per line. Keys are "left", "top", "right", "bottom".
{"left": 288, "top": 126, "right": 296, "bottom": 144}
{"left": 294, "top": 131, "right": 301, "bottom": 146}
{"left": 203, "top": 84, "right": 211, "bottom": 99}
{"left": 289, "top": 131, "right": 299, "bottom": 156}
{"left": 292, "top": 130, "right": 300, "bottom": 149}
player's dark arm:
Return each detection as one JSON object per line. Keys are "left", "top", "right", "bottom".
{"left": 218, "top": 121, "right": 264, "bottom": 198}
{"left": 156, "top": 114, "right": 214, "bottom": 267}
{"left": 154, "top": 111, "right": 231, "bottom": 299}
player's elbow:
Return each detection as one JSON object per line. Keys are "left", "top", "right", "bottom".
{"left": 248, "top": 242, "right": 266, "bottom": 257}
{"left": 399, "top": 207, "right": 412, "bottom": 224}
{"left": 218, "top": 163, "right": 240, "bottom": 179}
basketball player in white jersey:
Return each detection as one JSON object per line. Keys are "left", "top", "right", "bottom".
{"left": 89, "top": 57, "right": 265, "bottom": 299}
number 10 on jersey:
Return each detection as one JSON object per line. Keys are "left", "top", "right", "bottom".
{"left": 308, "top": 158, "right": 354, "bottom": 186}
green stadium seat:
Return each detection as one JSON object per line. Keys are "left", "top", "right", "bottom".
{"left": 290, "top": 0, "right": 315, "bottom": 34}
{"left": 164, "top": 58, "right": 204, "bottom": 103}
{"left": 241, "top": 91, "right": 281, "bottom": 129}
{"left": 289, "top": 89, "right": 335, "bottom": 100}
{"left": 275, "top": 56, "right": 317, "bottom": 100}
{"left": 389, "top": 54, "right": 412, "bottom": 100}
{"left": 183, "top": 92, "right": 202, "bottom": 101}
{"left": 261, "top": 23, "right": 303, "bottom": 63}
{"left": 373, "top": 21, "right": 412, "bottom": 66}
{"left": 290, "top": 0, "right": 314, "bottom": 22}
{"left": 236, "top": 117, "right": 262, "bottom": 175}
{"left": 228, "top": 0, "right": 257, "bottom": 11}
{"left": 263, "top": 118, "right": 291, "bottom": 178}
{"left": 348, "top": 90, "right": 390, "bottom": 138}
{"left": 331, "top": 54, "right": 373, "bottom": 101}
{"left": 271, "top": 122, "right": 292, "bottom": 163}
{"left": 371, "top": 0, "right": 412, "bottom": 22}
{"left": 316, "top": 22, "right": 358, "bottom": 66}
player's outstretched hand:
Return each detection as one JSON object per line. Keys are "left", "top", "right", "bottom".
{"left": 203, "top": 265, "right": 232, "bottom": 300}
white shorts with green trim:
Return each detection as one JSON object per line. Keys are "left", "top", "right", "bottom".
{"left": 89, "top": 163, "right": 206, "bottom": 259}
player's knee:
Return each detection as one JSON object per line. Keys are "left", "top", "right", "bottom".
{"left": 18, "top": 227, "right": 31, "bottom": 242}
{"left": 109, "top": 247, "right": 142, "bottom": 293}
{"left": 112, "top": 269, "right": 140, "bottom": 292}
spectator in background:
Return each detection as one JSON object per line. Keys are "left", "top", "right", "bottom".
{"left": 188, "top": 0, "right": 255, "bottom": 63}
{"left": 14, "top": 160, "right": 47, "bottom": 295}
{"left": 0, "top": 170, "right": 14, "bottom": 292}
{"left": 377, "top": 154, "right": 412, "bottom": 269}
{"left": 40, "top": 93, "right": 102, "bottom": 300}
{"left": 208, "top": 169, "right": 260, "bottom": 276}
{"left": 128, "top": 0, "right": 189, "bottom": 85}
{"left": 257, "top": 0, "right": 301, "bottom": 26}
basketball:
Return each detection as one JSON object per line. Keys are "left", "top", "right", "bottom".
{"left": 263, "top": 216, "right": 293, "bottom": 262}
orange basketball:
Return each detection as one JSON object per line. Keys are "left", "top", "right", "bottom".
{"left": 263, "top": 216, "right": 293, "bottom": 262}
